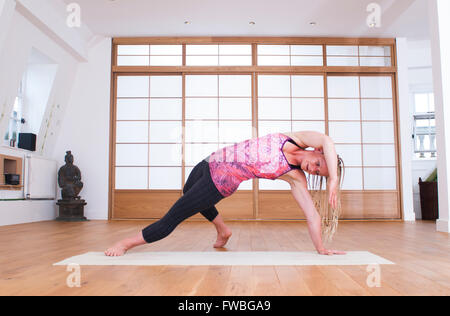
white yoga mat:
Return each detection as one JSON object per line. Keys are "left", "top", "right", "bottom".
{"left": 54, "top": 251, "right": 394, "bottom": 266}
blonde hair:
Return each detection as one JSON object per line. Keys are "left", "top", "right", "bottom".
{"left": 307, "top": 155, "right": 345, "bottom": 243}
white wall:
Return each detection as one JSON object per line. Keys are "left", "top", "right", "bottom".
{"left": 407, "top": 39, "right": 437, "bottom": 219}
{"left": 408, "top": 40, "right": 433, "bottom": 89}
{"left": 0, "top": 3, "right": 89, "bottom": 226}
{"left": 14, "top": 0, "right": 91, "bottom": 61}
{"left": 0, "top": 9, "right": 79, "bottom": 156}
{"left": 0, "top": 200, "right": 56, "bottom": 226}
{"left": 22, "top": 63, "right": 59, "bottom": 135}
{"left": 397, "top": 38, "right": 415, "bottom": 221}
{"left": 52, "top": 38, "right": 112, "bottom": 220}
{"left": 0, "top": 0, "right": 15, "bottom": 55}
{"left": 429, "top": 0, "right": 450, "bottom": 233}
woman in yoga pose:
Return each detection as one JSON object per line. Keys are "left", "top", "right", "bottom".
{"left": 105, "top": 131, "right": 345, "bottom": 256}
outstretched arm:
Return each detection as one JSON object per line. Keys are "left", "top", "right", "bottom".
{"left": 289, "top": 175, "right": 346, "bottom": 256}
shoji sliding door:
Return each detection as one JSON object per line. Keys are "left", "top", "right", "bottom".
{"left": 110, "top": 38, "right": 401, "bottom": 221}
{"left": 184, "top": 74, "right": 254, "bottom": 219}
{"left": 257, "top": 74, "right": 399, "bottom": 220}
{"left": 328, "top": 75, "right": 399, "bottom": 218}
{"left": 257, "top": 74, "right": 326, "bottom": 219}
{"left": 113, "top": 75, "right": 184, "bottom": 218}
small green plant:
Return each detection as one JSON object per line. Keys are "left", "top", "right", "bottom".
{"left": 425, "top": 168, "right": 438, "bottom": 182}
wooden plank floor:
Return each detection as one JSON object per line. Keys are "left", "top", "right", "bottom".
{"left": 0, "top": 220, "right": 449, "bottom": 296}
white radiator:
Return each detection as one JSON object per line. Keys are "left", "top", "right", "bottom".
{"left": 24, "top": 156, "right": 57, "bottom": 200}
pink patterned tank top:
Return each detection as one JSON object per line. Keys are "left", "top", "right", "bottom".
{"left": 207, "top": 133, "right": 296, "bottom": 197}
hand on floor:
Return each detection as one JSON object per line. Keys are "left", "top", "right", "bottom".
{"left": 317, "top": 249, "right": 347, "bottom": 256}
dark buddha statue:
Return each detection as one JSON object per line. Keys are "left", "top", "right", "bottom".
{"left": 58, "top": 151, "right": 84, "bottom": 200}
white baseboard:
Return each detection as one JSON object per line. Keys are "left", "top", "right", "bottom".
{"left": 403, "top": 212, "right": 416, "bottom": 221}
{"left": 436, "top": 219, "right": 450, "bottom": 233}
{"left": 0, "top": 200, "right": 57, "bottom": 226}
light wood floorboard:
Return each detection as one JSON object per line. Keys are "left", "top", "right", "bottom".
{"left": 0, "top": 220, "right": 449, "bottom": 296}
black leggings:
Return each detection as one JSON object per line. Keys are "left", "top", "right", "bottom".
{"left": 142, "top": 160, "right": 225, "bottom": 243}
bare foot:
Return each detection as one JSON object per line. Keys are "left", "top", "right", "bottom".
{"left": 104, "top": 233, "right": 146, "bottom": 257}
{"left": 214, "top": 228, "right": 232, "bottom": 248}
{"left": 104, "top": 241, "right": 128, "bottom": 257}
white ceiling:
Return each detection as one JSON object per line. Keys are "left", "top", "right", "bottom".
{"left": 61, "top": 0, "right": 429, "bottom": 39}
